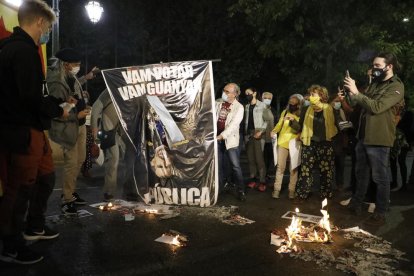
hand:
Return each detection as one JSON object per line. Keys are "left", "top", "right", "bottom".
{"left": 67, "top": 96, "right": 78, "bottom": 105}
{"left": 271, "top": 131, "right": 277, "bottom": 138}
{"left": 337, "top": 87, "right": 345, "bottom": 101}
{"left": 284, "top": 115, "right": 293, "bottom": 121}
{"left": 61, "top": 108, "right": 69, "bottom": 119}
{"left": 85, "top": 66, "right": 99, "bottom": 80}
{"left": 77, "top": 109, "right": 90, "bottom": 119}
{"left": 92, "top": 127, "right": 99, "bottom": 140}
{"left": 253, "top": 131, "right": 262, "bottom": 139}
{"left": 217, "top": 135, "right": 223, "bottom": 141}
{"left": 344, "top": 76, "right": 359, "bottom": 96}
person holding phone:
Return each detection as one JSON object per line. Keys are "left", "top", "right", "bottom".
{"left": 344, "top": 52, "right": 404, "bottom": 225}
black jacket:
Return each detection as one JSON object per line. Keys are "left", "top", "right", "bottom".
{"left": 0, "top": 27, "right": 62, "bottom": 131}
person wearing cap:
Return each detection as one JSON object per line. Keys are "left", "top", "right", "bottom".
{"left": 47, "top": 48, "right": 97, "bottom": 215}
{"left": 0, "top": 0, "right": 70, "bottom": 264}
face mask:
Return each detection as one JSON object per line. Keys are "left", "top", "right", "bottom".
{"left": 222, "top": 92, "right": 228, "bottom": 102}
{"left": 288, "top": 104, "right": 298, "bottom": 112}
{"left": 263, "top": 99, "right": 272, "bottom": 106}
{"left": 372, "top": 66, "right": 388, "bottom": 81}
{"left": 334, "top": 102, "right": 341, "bottom": 110}
{"left": 39, "top": 31, "right": 50, "bottom": 44}
{"left": 246, "top": 95, "right": 253, "bottom": 102}
{"left": 303, "top": 100, "right": 310, "bottom": 107}
{"left": 309, "top": 95, "right": 320, "bottom": 105}
{"left": 70, "top": 66, "right": 80, "bottom": 76}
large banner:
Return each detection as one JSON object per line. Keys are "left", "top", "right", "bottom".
{"left": 102, "top": 61, "right": 218, "bottom": 207}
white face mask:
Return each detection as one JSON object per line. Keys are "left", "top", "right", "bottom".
{"left": 70, "top": 66, "right": 80, "bottom": 76}
{"left": 334, "top": 102, "right": 341, "bottom": 110}
{"left": 222, "top": 92, "right": 228, "bottom": 102}
{"left": 263, "top": 99, "right": 272, "bottom": 106}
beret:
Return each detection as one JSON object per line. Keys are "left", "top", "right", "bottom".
{"left": 55, "top": 48, "right": 81, "bottom": 62}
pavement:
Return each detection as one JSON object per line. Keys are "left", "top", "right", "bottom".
{"left": 1, "top": 152, "right": 414, "bottom": 276}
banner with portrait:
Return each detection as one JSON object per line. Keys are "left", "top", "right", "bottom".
{"left": 102, "top": 61, "right": 217, "bottom": 207}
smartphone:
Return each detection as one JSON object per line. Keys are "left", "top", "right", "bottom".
{"left": 343, "top": 70, "right": 350, "bottom": 96}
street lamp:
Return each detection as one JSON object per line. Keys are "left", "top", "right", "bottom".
{"left": 84, "top": 1, "right": 104, "bottom": 91}
{"left": 85, "top": 1, "right": 104, "bottom": 24}
{"left": 5, "top": 0, "right": 22, "bottom": 7}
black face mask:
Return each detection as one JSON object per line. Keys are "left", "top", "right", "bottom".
{"left": 372, "top": 66, "right": 388, "bottom": 82}
{"left": 246, "top": 95, "right": 253, "bottom": 102}
{"left": 289, "top": 104, "right": 298, "bottom": 112}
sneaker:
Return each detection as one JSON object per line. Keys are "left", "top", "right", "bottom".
{"left": 238, "top": 191, "right": 246, "bottom": 202}
{"left": 104, "top": 193, "right": 114, "bottom": 202}
{"left": 272, "top": 190, "right": 280, "bottom": 199}
{"left": 23, "top": 226, "right": 59, "bottom": 241}
{"left": 72, "top": 192, "right": 87, "bottom": 205}
{"left": 367, "top": 203, "right": 376, "bottom": 213}
{"left": 0, "top": 246, "right": 43, "bottom": 265}
{"left": 61, "top": 201, "right": 77, "bottom": 215}
{"left": 340, "top": 198, "right": 351, "bottom": 206}
{"left": 257, "top": 183, "right": 266, "bottom": 192}
{"left": 365, "top": 213, "right": 386, "bottom": 226}
{"left": 288, "top": 190, "right": 295, "bottom": 200}
{"left": 223, "top": 182, "right": 235, "bottom": 192}
{"left": 247, "top": 182, "right": 257, "bottom": 189}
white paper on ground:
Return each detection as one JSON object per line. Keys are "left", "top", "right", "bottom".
{"left": 341, "top": 226, "right": 375, "bottom": 237}
{"left": 155, "top": 235, "right": 177, "bottom": 244}
{"left": 124, "top": 213, "right": 135, "bottom": 221}
{"left": 270, "top": 233, "right": 285, "bottom": 246}
{"left": 288, "top": 139, "right": 301, "bottom": 170}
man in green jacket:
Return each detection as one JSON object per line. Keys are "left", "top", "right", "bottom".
{"left": 344, "top": 52, "right": 404, "bottom": 225}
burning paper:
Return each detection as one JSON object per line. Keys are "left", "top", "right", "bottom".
{"left": 276, "top": 200, "right": 334, "bottom": 253}
{"left": 270, "top": 233, "right": 285, "bottom": 246}
{"left": 154, "top": 230, "right": 188, "bottom": 247}
{"left": 134, "top": 204, "right": 180, "bottom": 218}
{"left": 98, "top": 202, "right": 114, "bottom": 211}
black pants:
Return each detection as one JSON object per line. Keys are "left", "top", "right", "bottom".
{"left": 0, "top": 129, "right": 56, "bottom": 250}
{"left": 263, "top": 142, "right": 274, "bottom": 177}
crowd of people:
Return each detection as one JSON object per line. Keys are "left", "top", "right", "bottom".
{"left": 0, "top": 0, "right": 412, "bottom": 266}
{"left": 216, "top": 52, "right": 410, "bottom": 229}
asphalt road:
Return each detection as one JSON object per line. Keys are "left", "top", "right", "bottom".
{"left": 1, "top": 153, "right": 414, "bottom": 276}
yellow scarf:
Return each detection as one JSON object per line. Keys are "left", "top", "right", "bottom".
{"left": 301, "top": 104, "right": 338, "bottom": 146}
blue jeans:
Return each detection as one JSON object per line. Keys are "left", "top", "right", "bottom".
{"left": 351, "top": 141, "right": 390, "bottom": 214}
{"left": 218, "top": 141, "right": 244, "bottom": 192}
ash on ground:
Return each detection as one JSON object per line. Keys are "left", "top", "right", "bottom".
{"left": 286, "top": 228, "right": 410, "bottom": 275}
